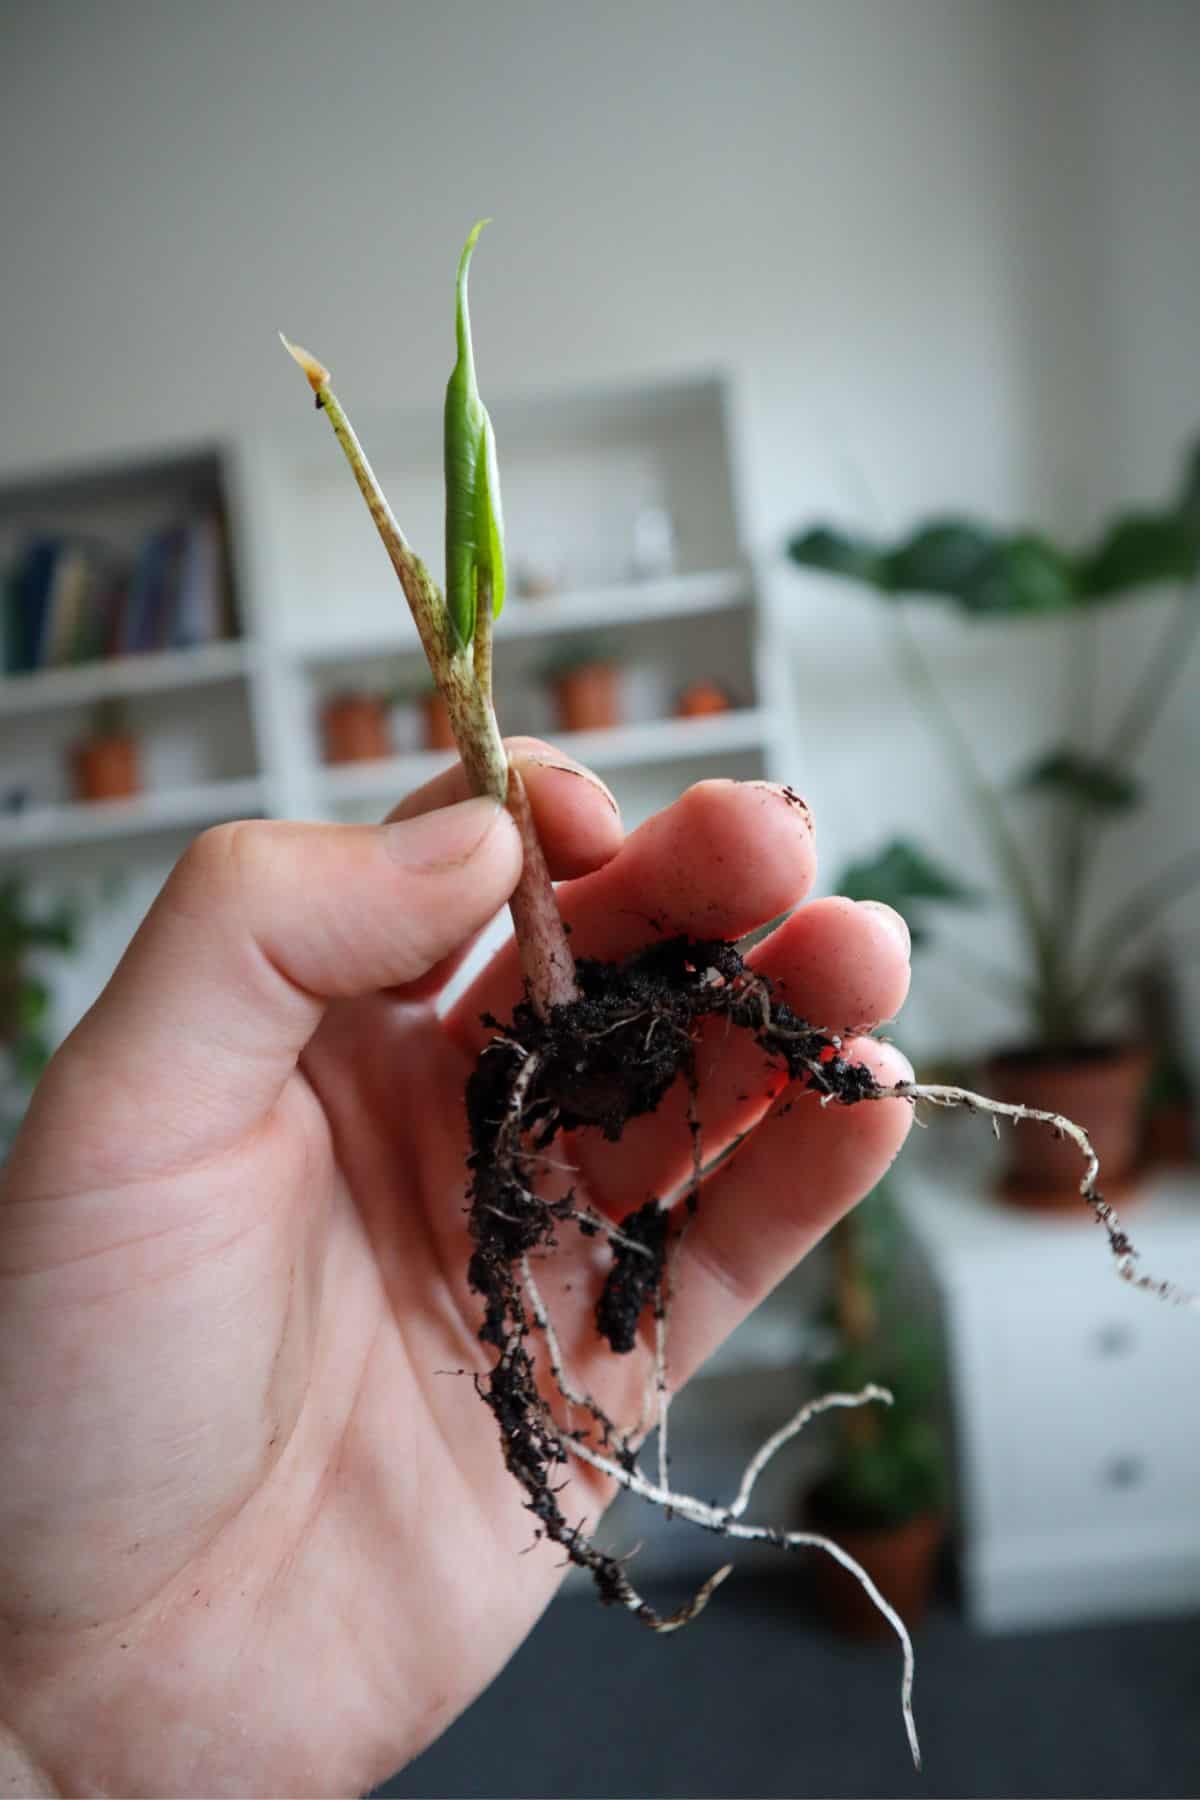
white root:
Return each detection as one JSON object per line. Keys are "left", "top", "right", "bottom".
{"left": 554, "top": 1379, "right": 920, "bottom": 1769}
{"left": 518, "top": 1247, "right": 920, "bottom": 1768}
{"left": 725, "top": 1384, "right": 893, "bottom": 1521}
{"left": 891, "top": 1080, "right": 1200, "bottom": 1310}
{"left": 505, "top": 1016, "right": 1200, "bottom": 1781}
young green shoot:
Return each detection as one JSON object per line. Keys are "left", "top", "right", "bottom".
{"left": 281, "top": 222, "right": 577, "bottom": 1014}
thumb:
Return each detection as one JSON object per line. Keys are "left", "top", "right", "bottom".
{"left": 24, "top": 799, "right": 520, "bottom": 1177}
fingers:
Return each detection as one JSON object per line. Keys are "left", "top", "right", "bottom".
{"left": 563, "top": 894, "right": 913, "bottom": 1216}
{"left": 385, "top": 738, "right": 624, "bottom": 1002}
{"left": 502, "top": 1039, "right": 912, "bottom": 1440}
{"left": 445, "top": 779, "right": 818, "bottom": 1052}
{"left": 26, "top": 801, "right": 523, "bottom": 1181}
{"left": 386, "top": 736, "right": 622, "bottom": 880}
{"left": 765, "top": 896, "right": 911, "bottom": 1031}
{"left": 664, "top": 1037, "right": 914, "bottom": 1386}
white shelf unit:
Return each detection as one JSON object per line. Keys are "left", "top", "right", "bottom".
{"left": 0, "top": 447, "right": 262, "bottom": 861}
{"left": 259, "top": 373, "right": 788, "bottom": 831}
{"left": 0, "top": 777, "right": 268, "bottom": 855}
{"left": 0, "top": 372, "right": 791, "bottom": 1040}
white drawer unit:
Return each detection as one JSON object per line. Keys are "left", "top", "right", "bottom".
{"left": 897, "top": 1163, "right": 1200, "bottom": 1631}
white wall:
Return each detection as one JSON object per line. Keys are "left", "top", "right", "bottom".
{"left": 3, "top": 0, "right": 1199, "bottom": 1059}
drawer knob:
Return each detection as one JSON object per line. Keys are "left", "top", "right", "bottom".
{"left": 1101, "top": 1454, "right": 1145, "bottom": 1490}
{"left": 1094, "top": 1322, "right": 1136, "bottom": 1357}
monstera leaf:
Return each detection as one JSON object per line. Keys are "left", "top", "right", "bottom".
{"left": 880, "top": 519, "right": 996, "bottom": 599}
{"left": 789, "top": 433, "right": 1200, "bottom": 616}
{"left": 791, "top": 517, "right": 1077, "bottom": 615}
{"left": 837, "top": 839, "right": 977, "bottom": 948}
{"left": 786, "top": 524, "right": 890, "bottom": 588}
{"left": 1016, "top": 748, "right": 1141, "bottom": 813}
{"left": 1077, "top": 512, "right": 1200, "bottom": 599}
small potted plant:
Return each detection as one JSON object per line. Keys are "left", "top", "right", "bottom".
{"left": 320, "top": 688, "right": 394, "bottom": 764}
{"left": 543, "top": 642, "right": 623, "bottom": 733}
{"left": 789, "top": 442, "right": 1200, "bottom": 1205}
{"left": 676, "top": 679, "right": 733, "bottom": 719}
{"left": 71, "top": 697, "right": 140, "bottom": 802}
{"left": 805, "top": 1178, "right": 948, "bottom": 1639}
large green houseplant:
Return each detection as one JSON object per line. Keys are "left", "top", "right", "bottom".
{"left": 789, "top": 441, "right": 1200, "bottom": 1199}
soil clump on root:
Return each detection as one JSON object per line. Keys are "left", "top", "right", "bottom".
{"left": 464, "top": 934, "right": 875, "bottom": 1625}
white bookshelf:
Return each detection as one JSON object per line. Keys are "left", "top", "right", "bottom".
{"left": 0, "top": 372, "right": 793, "bottom": 1042}
{"left": 317, "top": 708, "right": 773, "bottom": 809}
{"left": 0, "top": 777, "right": 268, "bottom": 855}
{"left": 291, "top": 568, "right": 751, "bottom": 662}
{"left": 0, "top": 640, "right": 254, "bottom": 719}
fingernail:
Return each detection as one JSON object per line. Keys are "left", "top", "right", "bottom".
{"left": 857, "top": 899, "right": 911, "bottom": 956}
{"left": 382, "top": 796, "right": 505, "bottom": 870}
{"left": 743, "top": 780, "right": 814, "bottom": 835}
{"left": 520, "top": 751, "right": 621, "bottom": 818}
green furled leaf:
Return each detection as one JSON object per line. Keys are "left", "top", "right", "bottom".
{"left": 837, "top": 838, "right": 977, "bottom": 949}
{"left": 1077, "top": 512, "right": 1200, "bottom": 600}
{"left": 787, "top": 525, "right": 890, "bottom": 588}
{"left": 1016, "top": 748, "right": 1141, "bottom": 812}
{"left": 443, "top": 220, "right": 506, "bottom": 650}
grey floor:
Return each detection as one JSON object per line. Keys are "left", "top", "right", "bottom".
{"left": 375, "top": 1573, "right": 1200, "bottom": 1799}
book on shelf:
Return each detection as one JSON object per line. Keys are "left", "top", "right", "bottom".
{"left": 1, "top": 513, "right": 233, "bottom": 676}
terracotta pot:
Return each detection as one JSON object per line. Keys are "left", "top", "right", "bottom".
{"left": 676, "top": 680, "right": 731, "bottom": 719}
{"left": 1143, "top": 1101, "right": 1196, "bottom": 1168}
{"left": 322, "top": 695, "right": 392, "bottom": 765}
{"left": 552, "top": 663, "right": 621, "bottom": 733}
{"left": 807, "top": 1510, "right": 945, "bottom": 1640}
{"left": 71, "top": 735, "right": 140, "bottom": 802}
{"left": 983, "top": 1041, "right": 1152, "bottom": 1209}
{"left": 422, "top": 692, "right": 457, "bottom": 751}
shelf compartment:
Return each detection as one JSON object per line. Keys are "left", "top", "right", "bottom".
{"left": 317, "top": 708, "right": 771, "bottom": 808}
{"left": 0, "top": 641, "right": 253, "bottom": 718}
{"left": 291, "top": 569, "right": 750, "bottom": 664}
{"left": 0, "top": 775, "right": 267, "bottom": 854}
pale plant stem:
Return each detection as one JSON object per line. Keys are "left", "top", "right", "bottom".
{"left": 282, "top": 339, "right": 578, "bottom": 1014}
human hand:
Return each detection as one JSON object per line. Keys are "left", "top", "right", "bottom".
{"left": 0, "top": 745, "right": 912, "bottom": 1798}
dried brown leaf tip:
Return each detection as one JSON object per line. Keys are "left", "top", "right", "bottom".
{"left": 278, "top": 332, "right": 330, "bottom": 393}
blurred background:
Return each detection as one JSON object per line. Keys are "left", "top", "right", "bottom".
{"left": 3, "top": 3, "right": 1200, "bottom": 1795}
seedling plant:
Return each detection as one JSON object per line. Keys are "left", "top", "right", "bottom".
{"left": 282, "top": 225, "right": 1194, "bottom": 1768}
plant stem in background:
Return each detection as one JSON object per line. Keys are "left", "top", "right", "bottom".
{"left": 888, "top": 608, "right": 1067, "bottom": 1040}
{"left": 1081, "top": 844, "right": 1200, "bottom": 1003}
{"left": 1104, "top": 577, "right": 1200, "bottom": 767}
